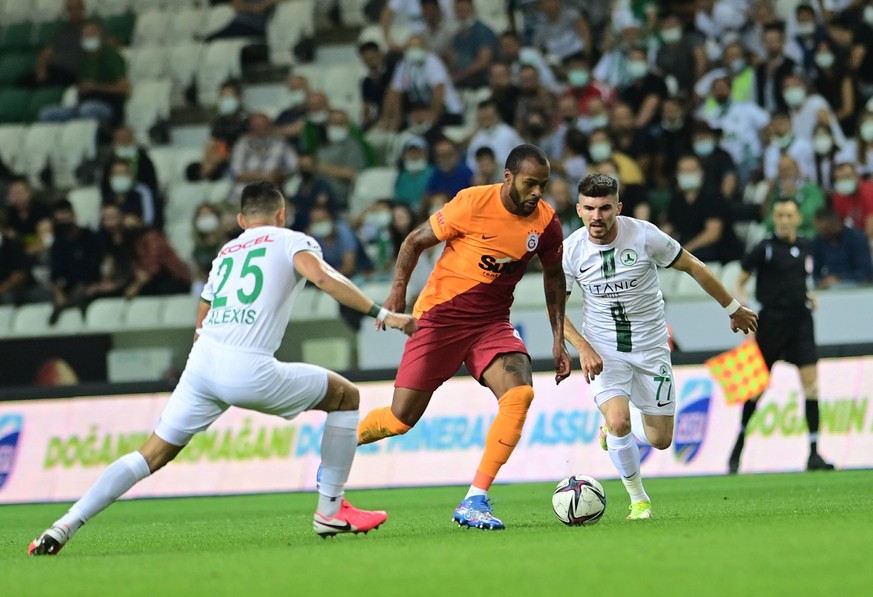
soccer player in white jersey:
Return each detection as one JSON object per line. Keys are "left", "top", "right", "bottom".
{"left": 28, "top": 182, "right": 418, "bottom": 556}
{"left": 562, "top": 173, "right": 758, "bottom": 520}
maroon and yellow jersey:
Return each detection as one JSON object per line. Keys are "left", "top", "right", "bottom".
{"left": 414, "top": 184, "right": 563, "bottom": 322}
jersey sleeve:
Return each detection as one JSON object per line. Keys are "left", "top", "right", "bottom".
{"left": 286, "top": 231, "right": 324, "bottom": 262}
{"left": 537, "top": 214, "right": 564, "bottom": 267}
{"left": 429, "top": 191, "right": 472, "bottom": 241}
{"left": 643, "top": 221, "right": 682, "bottom": 267}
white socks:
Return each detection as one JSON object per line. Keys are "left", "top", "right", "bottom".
{"left": 630, "top": 404, "right": 651, "bottom": 446}
{"left": 464, "top": 486, "right": 488, "bottom": 499}
{"left": 317, "top": 410, "right": 359, "bottom": 518}
{"left": 56, "top": 451, "right": 151, "bottom": 533}
{"left": 606, "top": 432, "right": 649, "bottom": 503}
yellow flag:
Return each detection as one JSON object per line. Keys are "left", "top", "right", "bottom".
{"left": 705, "top": 340, "right": 770, "bottom": 404}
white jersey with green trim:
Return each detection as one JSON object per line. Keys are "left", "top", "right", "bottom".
{"left": 198, "top": 225, "right": 322, "bottom": 354}
{"left": 563, "top": 216, "right": 682, "bottom": 353}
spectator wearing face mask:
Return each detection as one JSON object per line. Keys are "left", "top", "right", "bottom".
{"left": 388, "top": 102, "right": 444, "bottom": 164}
{"left": 587, "top": 128, "right": 644, "bottom": 185}
{"left": 487, "top": 63, "right": 521, "bottom": 126}
{"left": 689, "top": 121, "right": 738, "bottom": 202}
{"left": 102, "top": 160, "right": 160, "bottom": 230}
{"left": 191, "top": 203, "right": 225, "bottom": 288}
{"left": 836, "top": 106, "right": 873, "bottom": 176}
{"left": 498, "top": 30, "right": 559, "bottom": 94}
{"left": 755, "top": 21, "right": 799, "bottom": 114}
{"left": 786, "top": 3, "right": 829, "bottom": 80}
{"left": 810, "top": 123, "right": 839, "bottom": 189}
{"left": 532, "top": 0, "right": 591, "bottom": 61}
{"left": 609, "top": 101, "right": 653, "bottom": 181}
{"left": 38, "top": 20, "right": 129, "bottom": 126}
{"left": 697, "top": 75, "right": 770, "bottom": 184}
{"left": 446, "top": 0, "right": 497, "bottom": 89}
{"left": 763, "top": 112, "right": 816, "bottom": 182}
{"left": 294, "top": 91, "right": 332, "bottom": 152}
{"left": 229, "top": 113, "right": 298, "bottom": 200}
{"left": 852, "top": 4, "right": 873, "bottom": 101}
{"left": 394, "top": 136, "right": 434, "bottom": 211}
{"left": 781, "top": 74, "right": 846, "bottom": 146}
{"left": 465, "top": 99, "right": 524, "bottom": 172}
{"left": 618, "top": 46, "right": 667, "bottom": 129}
{"left": 830, "top": 162, "right": 873, "bottom": 240}
{"left": 661, "top": 154, "right": 741, "bottom": 264}
{"left": 286, "top": 152, "right": 337, "bottom": 232}
{"left": 561, "top": 52, "right": 615, "bottom": 117}
{"left": 88, "top": 203, "right": 134, "bottom": 303}
{"left": 3, "top": 177, "right": 51, "bottom": 259}
{"left": 186, "top": 80, "right": 249, "bottom": 182}
{"left": 315, "top": 110, "right": 370, "bottom": 208}
{"left": 811, "top": 39, "right": 857, "bottom": 136}
{"left": 306, "top": 205, "right": 360, "bottom": 278}
{"left": 655, "top": 14, "right": 706, "bottom": 98}
{"left": 100, "top": 125, "right": 159, "bottom": 203}
{"left": 425, "top": 137, "right": 472, "bottom": 199}
{"left": 694, "top": 42, "right": 758, "bottom": 106}
{"left": 120, "top": 212, "right": 191, "bottom": 299}
{"left": 49, "top": 199, "right": 103, "bottom": 321}
{"left": 380, "top": 35, "right": 464, "bottom": 131}
{"left": 274, "top": 74, "right": 311, "bottom": 136}
{"left": 812, "top": 206, "right": 873, "bottom": 288}
{"left": 763, "top": 155, "right": 826, "bottom": 237}
{"left": 649, "top": 97, "right": 693, "bottom": 190}
{"left": 359, "top": 42, "right": 401, "bottom": 130}
{"left": 0, "top": 221, "right": 47, "bottom": 306}
{"left": 355, "top": 199, "right": 396, "bottom": 276}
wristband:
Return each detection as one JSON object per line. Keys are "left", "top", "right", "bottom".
{"left": 725, "top": 299, "right": 742, "bottom": 316}
{"left": 377, "top": 307, "right": 389, "bottom": 323}
{"left": 367, "top": 303, "right": 382, "bottom": 318}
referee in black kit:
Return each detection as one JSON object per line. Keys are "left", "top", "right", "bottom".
{"left": 728, "top": 197, "right": 834, "bottom": 473}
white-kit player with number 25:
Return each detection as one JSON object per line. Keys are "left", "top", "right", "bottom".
{"left": 29, "top": 182, "right": 418, "bottom": 557}
{"left": 562, "top": 174, "right": 757, "bottom": 521}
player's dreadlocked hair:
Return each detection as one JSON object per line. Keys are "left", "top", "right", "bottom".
{"left": 240, "top": 181, "right": 284, "bottom": 216}
{"left": 578, "top": 173, "right": 618, "bottom": 200}
{"left": 505, "top": 143, "right": 549, "bottom": 175}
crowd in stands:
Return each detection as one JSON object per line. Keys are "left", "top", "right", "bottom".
{"left": 2, "top": 0, "right": 873, "bottom": 330}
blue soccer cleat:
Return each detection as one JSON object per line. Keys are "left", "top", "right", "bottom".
{"left": 452, "top": 495, "right": 505, "bottom": 530}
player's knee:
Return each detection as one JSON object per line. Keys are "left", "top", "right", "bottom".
{"left": 337, "top": 382, "right": 360, "bottom": 411}
{"left": 605, "top": 414, "right": 631, "bottom": 438}
{"left": 651, "top": 435, "right": 672, "bottom": 450}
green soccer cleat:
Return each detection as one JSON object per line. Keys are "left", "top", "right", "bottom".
{"left": 599, "top": 425, "right": 608, "bottom": 451}
{"left": 627, "top": 500, "right": 653, "bottom": 520}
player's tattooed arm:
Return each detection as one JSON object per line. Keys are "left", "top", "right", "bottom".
{"left": 543, "top": 261, "right": 572, "bottom": 383}
{"left": 387, "top": 220, "right": 442, "bottom": 312}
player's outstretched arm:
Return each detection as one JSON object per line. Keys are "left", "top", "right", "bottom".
{"left": 672, "top": 249, "right": 758, "bottom": 334}
{"left": 563, "top": 310, "right": 602, "bottom": 384}
{"left": 543, "top": 261, "right": 572, "bottom": 384}
{"left": 293, "top": 250, "right": 418, "bottom": 336}
{"left": 385, "top": 220, "right": 442, "bottom": 314}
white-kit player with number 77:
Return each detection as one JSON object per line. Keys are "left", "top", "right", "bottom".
{"left": 562, "top": 174, "right": 757, "bottom": 522}
{"left": 29, "top": 181, "right": 418, "bottom": 556}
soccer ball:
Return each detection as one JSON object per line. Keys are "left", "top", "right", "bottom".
{"left": 552, "top": 475, "right": 607, "bottom": 526}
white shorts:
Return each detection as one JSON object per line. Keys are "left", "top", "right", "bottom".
{"left": 154, "top": 337, "right": 329, "bottom": 446}
{"left": 590, "top": 344, "right": 675, "bottom": 416}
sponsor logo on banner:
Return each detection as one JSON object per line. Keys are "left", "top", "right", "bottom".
{"left": 0, "top": 414, "right": 23, "bottom": 491}
{"left": 674, "top": 378, "right": 712, "bottom": 463}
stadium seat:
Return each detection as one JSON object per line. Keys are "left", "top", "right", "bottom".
{"left": 719, "top": 261, "right": 743, "bottom": 295}
{"left": 52, "top": 118, "right": 99, "bottom": 188}
{"left": 125, "top": 78, "right": 171, "bottom": 144}
{"left": 85, "top": 297, "right": 128, "bottom": 332}
{"left": 167, "top": 6, "right": 205, "bottom": 42}
{"left": 127, "top": 45, "right": 167, "bottom": 83}
{"left": 166, "top": 41, "right": 203, "bottom": 107}
{"left": 35, "top": 19, "right": 64, "bottom": 45}
{"left": 359, "top": 280, "right": 393, "bottom": 302}
{"left": 513, "top": 274, "right": 546, "bottom": 309}
{"left": 33, "top": 0, "right": 65, "bottom": 23}
{"left": 67, "top": 186, "right": 102, "bottom": 229}
{"left": 161, "top": 294, "right": 199, "bottom": 328}
{"left": 107, "top": 347, "right": 173, "bottom": 382}
{"left": 132, "top": 9, "right": 168, "bottom": 47}
{"left": 0, "top": 305, "right": 15, "bottom": 335}
{"left": 302, "top": 337, "right": 351, "bottom": 370}
{"left": 289, "top": 286, "right": 340, "bottom": 321}
{"left": 323, "top": 65, "right": 365, "bottom": 124}
{"left": 165, "top": 221, "right": 195, "bottom": 264}
{"left": 657, "top": 266, "right": 682, "bottom": 299}
{"left": 0, "top": 52, "right": 36, "bottom": 85}
{"left": 196, "top": 39, "right": 246, "bottom": 107}
{"left": 166, "top": 181, "right": 210, "bottom": 222}
{"left": 0, "top": 88, "right": 30, "bottom": 123}
{"left": 207, "top": 178, "right": 233, "bottom": 204}
{"left": 149, "top": 146, "right": 202, "bottom": 190}
{"left": 267, "top": 0, "right": 315, "bottom": 66}
{"left": 348, "top": 167, "right": 398, "bottom": 217}
{"left": 93, "top": 0, "right": 131, "bottom": 17}
{"left": 27, "top": 86, "right": 66, "bottom": 122}
{"left": 673, "top": 262, "right": 723, "bottom": 298}
{"left": 21, "top": 123, "right": 62, "bottom": 184}
{"left": 0, "top": 124, "right": 26, "bottom": 171}
{"left": 123, "top": 296, "right": 166, "bottom": 329}
{"left": 129, "top": 0, "right": 165, "bottom": 14}
{"left": 476, "top": 0, "right": 510, "bottom": 33}
{"left": 204, "top": 4, "right": 236, "bottom": 37}
{"left": 338, "top": 0, "right": 367, "bottom": 26}
{"left": 0, "top": 24, "right": 33, "bottom": 50}
{"left": 103, "top": 12, "right": 136, "bottom": 45}
{"left": 10, "top": 303, "right": 83, "bottom": 337}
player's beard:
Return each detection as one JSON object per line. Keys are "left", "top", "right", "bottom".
{"left": 509, "top": 180, "right": 538, "bottom": 216}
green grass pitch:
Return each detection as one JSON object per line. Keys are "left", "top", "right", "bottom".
{"left": 2, "top": 471, "right": 870, "bottom": 597}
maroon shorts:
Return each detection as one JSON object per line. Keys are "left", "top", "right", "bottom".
{"left": 394, "top": 319, "right": 529, "bottom": 392}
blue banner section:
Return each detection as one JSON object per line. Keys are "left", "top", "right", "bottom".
{"left": 674, "top": 378, "right": 713, "bottom": 463}
{"left": 0, "top": 414, "right": 23, "bottom": 490}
